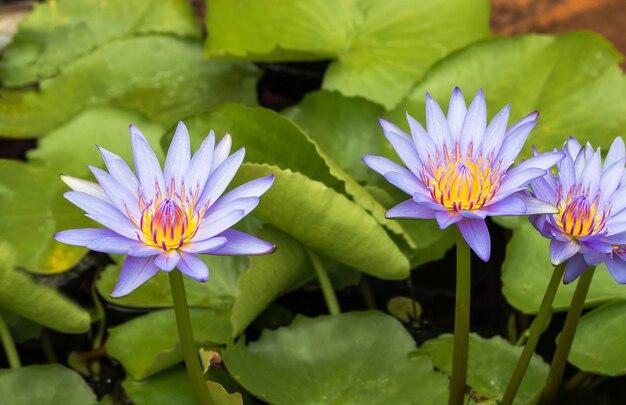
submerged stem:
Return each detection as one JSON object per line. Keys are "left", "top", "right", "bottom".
{"left": 308, "top": 249, "right": 341, "bottom": 315}
{"left": 169, "top": 270, "right": 213, "bottom": 405}
{"left": 0, "top": 312, "right": 21, "bottom": 368}
{"left": 502, "top": 263, "right": 565, "bottom": 405}
{"left": 541, "top": 266, "right": 595, "bottom": 404}
{"left": 448, "top": 228, "right": 471, "bottom": 405}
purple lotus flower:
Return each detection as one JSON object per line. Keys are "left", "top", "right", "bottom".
{"left": 363, "top": 88, "right": 564, "bottom": 261}
{"left": 55, "top": 122, "right": 275, "bottom": 297}
{"left": 528, "top": 137, "right": 626, "bottom": 283}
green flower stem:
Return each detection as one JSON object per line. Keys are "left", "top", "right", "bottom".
{"left": 502, "top": 262, "right": 566, "bottom": 405}
{"left": 541, "top": 266, "right": 595, "bottom": 405}
{"left": 308, "top": 249, "right": 341, "bottom": 315}
{"left": 0, "top": 312, "right": 21, "bottom": 369}
{"left": 448, "top": 228, "right": 471, "bottom": 405}
{"left": 169, "top": 270, "right": 214, "bottom": 405}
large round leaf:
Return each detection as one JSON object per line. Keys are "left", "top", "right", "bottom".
{"left": 0, "top": 36, "right": 259, "bottom": 137}
{"left": 0, "top": 364, "right": 96, "bottom": 405}
{"left": 501, "top": 220, "right": 626, "bottom": 313}
{"left": 422, "top": 333, "right": 549, "bottom": 404}
{"left": 569, "top": 300, "right": 626, "bottom": 376}
{"left": 108, "top": 308, "right": 232, "bottom": 380}
{"left": 0, "top": 241, "right": 90, "bottom": 333}
{"left": 0, "top": 0, "right": 200, "bottom": 86}
{"left": 234, "top": 164, "right": 410, "bottom": 279}
{"left": 388, "top": 32, "right": 626, "bottom": 159}
{"left": 205, "top": 0, "right": 490, "bottom": 108}
{"left": 223, "top": 311, "right": 448, "bottom": 404}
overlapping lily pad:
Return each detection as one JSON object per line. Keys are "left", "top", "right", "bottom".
{"left": 422, "top": 333, "right": 549, "bottom": 404}
{"left": 282, "top": 90, "right": 385, "bottom": 184}
{"left": 388, "top": 32, "right": 626, "bottom": 158}
{"left": 176, "top": 103, "right": 415, "bottom": 253}
{"left": 283, "top": 90, "right": 457, "bottom": 264}
{"left": 205, "top": 0, "right": 490, "bottom": 108}
{"left": 569, "top": 300, "right": 626, "bottom": 376}
{"left": 223, "top": 311, "right": 448, "bottom": 404}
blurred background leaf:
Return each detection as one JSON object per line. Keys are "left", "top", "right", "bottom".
{"left": 205, "top": 0, "right": 490, "bottom": 108}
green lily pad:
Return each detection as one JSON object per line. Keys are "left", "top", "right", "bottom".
{"left": 123, "top": 366, "right": 243, "bottom": 405}
{"left": 282, "top": 90, "right": 385, "bottom": 184}
{"left": 230, "top": 226, "right": 313, "bottom": 336}
{"left": 96, "top": 254, "right": 247, "bottom": 310}
{"left": 570, "top": 300, "right": 626, "bottom": 376}
{"left": 388, "top": 32, "right": 626, "bottom": 159}
{"left": 174, "top": 103, "right": 412, "bottom": 248}
{"left": 0, "top": 36, "right": 259, "bottom": 137}
{"left": 0, "top": 364, "right": 96, "bottom": 405}
{"left": 422, "top": 333, "right": 549, "bottom": 405}
{"left": 0, "top": 0, "right": 200, "bottom": 86}
{"left": 108, "top": 308, "right": 231, "bottom": 380}
{"left": 205, "top": 0, "right": 490, "bottom": 108}
{"left": 0, "top": 241, "right": 90, "bottom": 333}
{"left": 501, "top": 220, "right": 626, "bottom": 314}
{"left": 223, "top": 311, "right": 448, "bottom": 404}
{"left": 234, "top": 164, "right": 410, "bottom": 279}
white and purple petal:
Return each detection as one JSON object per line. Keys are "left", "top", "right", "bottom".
{"left": 457, "top": 218, "right": 491, "bottom": 261}
{"left": 563, "top": 254, "right": 590, "bottom": 284}
{"left": 110, "top": 256, "right": 160, "bottom": 298}
{"left": 211, "top": 229, "right": 276, "bottom": 256}
{"left": 163, "top": 121, "right": 191, "bottom": 190}
{"left": 386, "top": 199, "right": 436, "bottom": 220}
{"left": 177, "top": 251, "right": 209, "bottom": 282}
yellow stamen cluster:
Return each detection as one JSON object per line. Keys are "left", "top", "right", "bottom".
{"left": 134, "top": 179, "right": 204, "bottom": 251}
{"left": 556, "top": 186, "right": 606, "bottom": 238}
{"left": 422, "top": 144, "right": 501, "bottom": 211}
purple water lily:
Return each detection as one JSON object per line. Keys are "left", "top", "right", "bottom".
{"left": 363, "top": 88, "right": 564, "bottom": 261}
{"left": 55, "top": 122, "right": 275, "bottom": 297}
{"left": 529, "top": 136, "right": 626, "bottom": 283}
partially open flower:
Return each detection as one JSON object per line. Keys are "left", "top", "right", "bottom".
{"left": 55, "top": 122, "right": 275, "bottom": 297}
{"left": 363, "top": 88, "right": 563, "bottom": 261}
{"left": 529, "top": 137, "right": 626, "bottom": 283}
